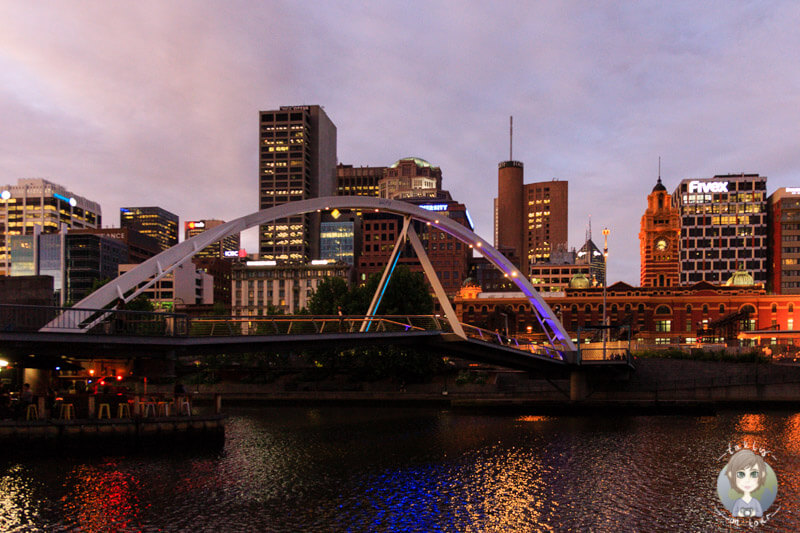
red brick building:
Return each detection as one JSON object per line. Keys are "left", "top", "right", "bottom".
{"left": 494, "top": 161, "right": 568, "bottom": 272}
{"left": 768, "top": 187, "right": 800, "bottom": 294}
{"left": 455, "top": 279, "right": 800, "bottom": 347}
{"left": 639, "top": 177, "right": 680, "bottom": 287}
{"left": 356, "top": 196, "right": 471, "bottom": 296}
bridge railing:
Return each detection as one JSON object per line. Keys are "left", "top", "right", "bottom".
{"left": 456, "top": 322, "right": 564, "bottom": 360}
{"left": 0, "top": 304, "right": 188, "bottom": 336}
{"left": 185, "top": 315, "right": 451, "bottom": 336}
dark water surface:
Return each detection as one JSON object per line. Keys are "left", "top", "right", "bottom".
{"left": 2, "top": 406, "right": 799, "bottom": 532}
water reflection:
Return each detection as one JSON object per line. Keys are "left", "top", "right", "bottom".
{"left": 736, "top": 413, "right": 767, "bottom": 434}
{"left": 0, "top": 464, "right": 39, "bottom": 532}
{"left": 1, "top": 408, "right": 799, "bottom": 531}
{"left": 63, "top": 463, "right": 141, "bottom": 532}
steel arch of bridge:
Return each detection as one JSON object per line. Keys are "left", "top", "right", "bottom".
{"left": 46, "top": 196, "right": 576, "bottom": 353}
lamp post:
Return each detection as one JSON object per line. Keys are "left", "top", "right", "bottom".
{"left": 1, "top": 190, "right": 9, "bottom": 275}
{"left": 602, "top": 227, "right": 610, "bottom": 358}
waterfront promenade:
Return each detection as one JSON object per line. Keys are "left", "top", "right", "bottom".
{"left": 150, "top": 358, "right": 800, "bottom": 411}
{"left": 0, "top": 393, "right": 225, "bottom": 452}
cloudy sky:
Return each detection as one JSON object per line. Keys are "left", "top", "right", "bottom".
{"left": 2, "top": 1, "right": 799, "bottom": 284}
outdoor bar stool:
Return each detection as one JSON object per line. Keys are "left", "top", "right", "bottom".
{"left": 178, "top": 398, "right": 191, "bottom": 416}
{"left": 117, "top": 403, "right": 131, "bottom": 418}
{"left": 26, "top": 404, "right": 38, "bottom": 421}
{"left": 157, "top": 402, "right": 171, "bottom": 416}
{"left": 142, "top": 402, "right": 157, "bottom": 418}
{"left": 97, "top": 403, "right": 111, "bottom": 419}
{"left": 59, "top": 403, "right": 75, "bottom": 420}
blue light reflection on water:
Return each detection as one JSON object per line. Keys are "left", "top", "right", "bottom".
{"left": 1, "top": 407, "right": 800, "bottom": 531}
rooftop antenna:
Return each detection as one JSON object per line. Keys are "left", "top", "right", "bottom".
{"left": 658, "top": 156, "right": 662, "bottom": 185}
{"left": 586, "top": 215, "right": 592, "bottom": 243}
{"left": 509, "top": 116, "right": 513, "bottom": 161}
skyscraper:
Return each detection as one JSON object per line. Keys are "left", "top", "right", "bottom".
{"left": 524, "top": 179, "right": 568, "bottom": 265}
{"left": 379, "top": 157, "right": 442, "bottom": 199}
{"left": 673, "top": 174, "right": 767, "bottom": 285}
{"left": 184, "top": 219, "right": 240, "bottom": 259}
{"left": 0, "top": 178, "right": 101, "bottom": 277}
{"left": 258, "top": 105, "right": 337, "bottom": 262}
{"left": 336, "top": 164, "right": 385, "bottom": 197}
{"left": 494, "top": 161, "right": 568, "bottom": 271}
{"left": 120, "top": 206, "right": 179, "bottom": 252}
{"left": 768, "top": 187, "right": 800, "bottom": 294}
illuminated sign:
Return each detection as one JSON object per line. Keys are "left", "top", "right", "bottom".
{"left": 186, "top": 221, "right": 206, "bottom": 230}
{"left": 419, "top": 204, "right": 449, "bottom": 212}
{"left": 465, "top": 209, "right": 475, "bottom": 230}
{"left": 223, "top": 250, "right": 239, "bottom": 258}
{"left": 1, "top": 191, "right": 10, "bottom": 200}
{"left": 53, "top": 193, "right": 77, "bottom": 207}
{"left": 239, "top": 249, "right": 247, "bottom": 258}
{"left": 787, "top": 188, "right": 800, "bottom": 195}
{"left": 311, "top": 259, "right": 332, "bottom": 265}
{"left": 247, "top": 260, "right": 276, "bottom": 266}
{"left": 688, "top": 180, "right": 728, "bottom": 194}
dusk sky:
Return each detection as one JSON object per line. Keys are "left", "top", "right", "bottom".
{"left": 2, "top": 2, "right": 799, "bottom": 285}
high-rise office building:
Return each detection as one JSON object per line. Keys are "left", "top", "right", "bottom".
{"left": 184, "top": 219, "right": 240, "bottom": 260}
{"left": 336, "top": 164, "right": 385, "bottom": 197}
{"left": 320, "top": 220, "right": 355, "bottom": 265}
{"left": 9, "top": 231, "right": 66, "bottom": 304}
{"left": 65, "top": 233, "right": 128, "bottom": 304}
{"left": 673, "top": 174, "right": 767, "bottom": 285}
{"left": 640, "top": 177, "right": 680, "bottom": 287}
{"left": 70, "top": 227, "right": 160, "bottom": 264}
{"left": 768, "top": 187, "right": 800, "bottom": 294}
{"left": 356, "top": 194, "right": 472, "bottom": 296}
{"left": 258, "top": 105, "right": 337, "bottom": 262}
{"left": 494, "top": 160, "right": 568, "bottom": 270}
{"left": 524, "top": 179, "right": 568, "bottom": 265}
{"left": 575, "top": 237, "right": 606, "bottom": 287}
{"left": 379, "top": 157, "right": 442, "bottom": 199}
{"left": 0, "top": 178, "right": 101, "bottom": 276}
{"left": 120, "top": 206, "right": 178, "bottom": 252}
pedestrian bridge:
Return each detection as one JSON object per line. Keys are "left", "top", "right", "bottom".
{"left": 3, "top": 196, "right": 634, "bottom": 398}
{"left": 0, "top": 305, "right": 632, "bottom": 376}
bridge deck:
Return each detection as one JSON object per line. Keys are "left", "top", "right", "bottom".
{"left": 0, "top": 306, "right": 634, "bottom": 373}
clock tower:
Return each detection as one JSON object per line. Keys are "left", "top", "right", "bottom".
{"left": 640, "top": 176, "right": 680, "bottom": 287}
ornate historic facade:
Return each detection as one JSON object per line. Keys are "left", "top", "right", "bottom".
{"left": 455, "top": 279, "right": 800, "bottom": 347}
{"left": 639, "top": 177, "right": 680, "bottom": 287}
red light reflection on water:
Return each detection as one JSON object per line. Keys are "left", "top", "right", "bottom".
{"left": 735, "top": 413, "right": 766, "bottom": 435}
{"left": 63, "top": 463, "right": 141, "bottom": 532}
{"left": 785, "top": 414, "right": 800, "bottom": 455}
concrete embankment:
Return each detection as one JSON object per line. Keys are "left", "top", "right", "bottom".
{"left": 157, "top": 359, "right": 800, "bottom": 413}
{"left": 0, "top": 415, "right": 226, "bottom": 453}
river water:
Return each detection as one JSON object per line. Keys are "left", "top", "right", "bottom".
{"left": 1, "top": 406, "right": 799, "bottom": 532}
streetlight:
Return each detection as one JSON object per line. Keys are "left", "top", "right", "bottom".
{"left": 602, "top": 227, "right": 610, "bottom": 358}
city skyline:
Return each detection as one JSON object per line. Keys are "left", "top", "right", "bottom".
{"left": 3, "top": 2, "right": 800, "bottom": 285}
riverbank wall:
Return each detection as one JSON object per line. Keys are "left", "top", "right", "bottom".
{"left": 159, "top": 359, "right": 800, "bottom": 411}
{"left": 0, "top": 415, "right": 226, "bottom": 453}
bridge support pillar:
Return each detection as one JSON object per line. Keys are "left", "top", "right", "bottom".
{"left": 569, "top": 369, "right": 588, "bottom": 401}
